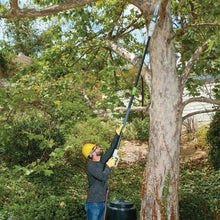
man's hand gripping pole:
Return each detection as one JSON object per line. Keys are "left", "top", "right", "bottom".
{"left": 113, "top": 124, "right": 126, "bottom": 167}
{"left": 112, "top": 149, "right": 120, "bottom": 167}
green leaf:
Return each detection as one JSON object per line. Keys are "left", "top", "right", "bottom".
{"left": 44, "top": 170, "right": 54, "bottom": 176}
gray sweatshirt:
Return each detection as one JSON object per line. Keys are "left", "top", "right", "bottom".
{"left": 86, "top": 134, "right": 119, "bottom": 203}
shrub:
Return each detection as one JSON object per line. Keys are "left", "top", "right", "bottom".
{"left": 1, "top": 156, "right": 219, "bottom": 220}
{"left": 207, "top": 112, "right": 220, "bottom": 170}
{"left": 124, "top": 116, "right": 149, "bottom": 141}
{"left": 179, "top": 159, "right": 220, "bottom": 219}
{"left": 0, "top": 165, "right": 87, "bottom": 220}
{"left": 196, "top": 124, "right": 210, "bottom": 150}
{"left": 109, "top": 159, "right": 146, "bottom": 217}
{"left": 0, "top": 115, "right": 65, "bottom": 167}
{"left": 63, "top": 117, "right": 115, "bottom": 167}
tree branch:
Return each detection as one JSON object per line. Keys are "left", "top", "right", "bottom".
{"left": 181, "top": 40, "right": 210, "bottom": 85}
{"left": 108, "top": 41, "right": 142, "bottom": 67}
{"left": 106, "top": 1, "right": 127, "bottom": 39}
{"left": 169, "top": 23, "right": 220, "bottom": 42}
{"left": 183, "top": 109, "right": 219, "bottom": 121}
{"left": 12, "top": 101, "right": 55, "bottom": 118}
{"left": 185, "top": 23, "right": 220, "bottom": 28}
{"left": 83, "top": 88, "right": 150, "bottom": 115}
{"left": 82, "top": 90, "right": 96, "bottom": 112}
{"left": 126, "top": 0, "right": 144, "bottom": 11}
{"left": 113, "top": 14, "right": 144, "bottom": 41}
{"left": 1, "top": 0, "right": 97, "bottom": 18}
{"left": 93, "top": 104, "right": 150, "bottom": 115}
{"left": 182, "top": 96, "right": 220, "bottom": 108}
{"left": 107, "top": 41, "right": 151, "bottom": 88}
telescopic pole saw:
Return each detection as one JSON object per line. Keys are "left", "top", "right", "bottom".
{"left": 113, "top": 5, "right": 159, "bottom": 166}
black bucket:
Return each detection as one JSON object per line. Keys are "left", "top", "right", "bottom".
{"left": 106, "top": 199, "right": 137, "bottom": 220}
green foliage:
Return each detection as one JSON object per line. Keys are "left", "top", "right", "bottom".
{"left": 3, "top": 16, "right": 62, "bottom": 56}
{"left": 207, "top": 112, "right": 220, "bottom": 170}
{"left": 0, "top": 115, "right": 65, "bottom": 167}
{"left": 109, "top": 159, "right": 146, "bottom": 215}
{"left": 0, "top": 1, "right": 219, "bottom": 219}
{"left": 0, "top": 165, "right": 87, "bottom": 220}
{"left": 63, "top": 117, "right": 116, "bottom": 167}
{"left": 195, "top": 124, "right": 210, "bottom": 150}
{"left": 31, "top": 0, "right": 146, "bottom": 99}
{"left": 0, "top": 67, "right": 95, "bottom": 175}
{"left": 172, "top": 0, "right": 220, "bottom": 98}
{"left": 179, "top": 159, "right": 220, "bottom": 219}
{"left": 0, "top": 154, "right": 145, "bottom": 219}
{"left": 1, "top": 155, "right": 219, "bottom": 219}
{"left": 124, "top": 114, "right": 149, "bottom": 141}
{"left": 0, "top": 52, "right": 8, "bottom": 71}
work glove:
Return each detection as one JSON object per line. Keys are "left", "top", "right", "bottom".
{"left": 116, "top": 125, "right": 126, "bottom": 136}
{"left": 106, "top": 157, "right": 117, "bottom": 168}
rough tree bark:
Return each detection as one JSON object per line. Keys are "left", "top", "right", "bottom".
{"left": 140, "top": 1, "right": 182, "bottom": 219}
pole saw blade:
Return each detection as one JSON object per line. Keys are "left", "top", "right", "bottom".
{"left": 149, "top": 5, "right": 159, "bottom": 37}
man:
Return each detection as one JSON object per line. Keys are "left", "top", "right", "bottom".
{"left": 82, "top": 127, "right": 123, "bottom": 220}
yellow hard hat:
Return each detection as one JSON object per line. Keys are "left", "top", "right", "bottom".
{"left": 82, "top": 143, "right": 96, "bottom": 159}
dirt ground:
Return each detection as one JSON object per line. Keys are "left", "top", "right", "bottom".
{"left": 119, "top": 122, "right": 209, "bottom": 164}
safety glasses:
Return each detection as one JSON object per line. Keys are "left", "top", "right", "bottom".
{"left": 88, "top": 146, "right": 97, "bottom": 159}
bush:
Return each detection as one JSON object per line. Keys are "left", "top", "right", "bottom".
{"left": 179, "top": 159, "right": 220, "bottom": 219}
{"left": 0, "top": 115, "right": 65, "bottom": 167}
{"left": 179, "top": 193, "right": 214, "bottom": 219}
{"left": 124, "top": 116, "right": 149, "bottom": 141}
{"left": 109, "top": 159, "right": 146, "bottom": 218}
{"left": 63, "top": 117, "right": 115, "bottom": 167}
{"left": 0, "top": 165, "right": 87, "bottom": 220}
{"left": 1, "top": 156, "right": 219, "bottom": 220}
{"left": 196, "top": 124, "right": 210, "bottom": 150}
{"left": 207, "top": 112, "right": 220, "bottom": 170}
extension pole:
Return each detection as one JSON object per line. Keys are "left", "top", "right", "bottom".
{"left": 113, "top": 5, "right": 159, "bottom": 166}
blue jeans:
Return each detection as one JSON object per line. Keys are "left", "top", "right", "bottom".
{"left": 85, "top": 202, "right": 107, "bottom": 220}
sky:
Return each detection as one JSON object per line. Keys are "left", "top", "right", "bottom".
{"left": 0, "top": 0, "right": 7, "bottom": 4}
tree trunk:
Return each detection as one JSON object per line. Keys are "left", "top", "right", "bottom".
{"left": 140, "top": 1, "right": 182, "bottom": 219}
